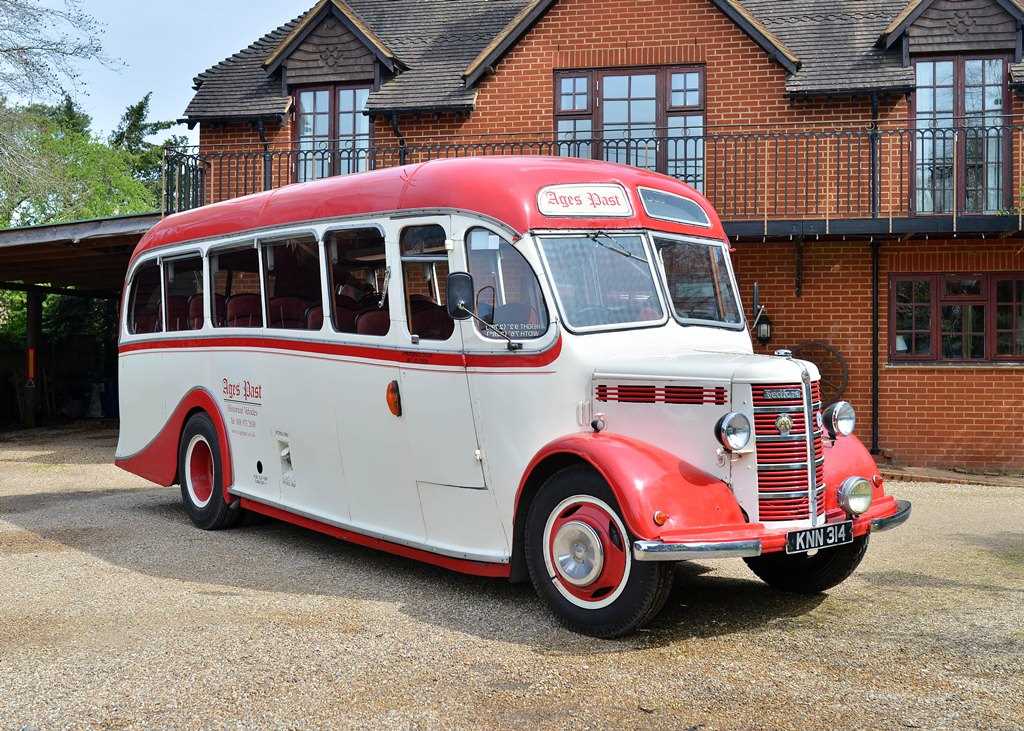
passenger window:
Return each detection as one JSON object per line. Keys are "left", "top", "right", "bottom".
{"left": 261, "top": 234, "right": 322, "bottom": 330}
{"left": 400, "top": 225, "right": 453, "bottom": 341}
{"left": 325, "top": 228, "right": 390, "bottom": 335}
{"left": 210, "top": 246, "right": 263, "bottom": 328}
{"left": 466, "top": 228, "right": 549, "bottom": 340}
{"left": 128, "top": 260, "right": 162, "bottom": 335}
{"left": 164, "top": 255, "right": 204, "bottom": 332}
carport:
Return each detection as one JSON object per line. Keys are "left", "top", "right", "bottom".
{"left": 0, "top": 213, "right": 160, "bottom": 426}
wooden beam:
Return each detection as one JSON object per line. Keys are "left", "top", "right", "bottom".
{"left": 0, "top": 282, "right": 119, "bottom": 299}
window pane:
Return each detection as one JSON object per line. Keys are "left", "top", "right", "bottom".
{"left": 656, "top": 238, "right": 741, "bottom": 325}
{"left": 326, "top": 228, "right": 389, "bottom": 335}
{"left": 262, "top": 235, "right": 322, "bottom": 330}
{"left": 164, "top": 256, "right": 204, "bottom": 332}
{"left": 632, "top": 74, "right": 656, "bottom": 97}
{"left": 129, "top": 261, "right": 163, "bottom": 334}
{"left": 935, "top": 61, "right": 954, "bottom": 86}
{"left": 916, "top": 62, "right": 933, "bottom": 87}
{"left": 538, "top": 234, "right": 663, "bottom": 329}
{"left": 944, "top": 275, "right": 984, "bottom": 297}
{"left": 466, "top": 228, "right": 549, "bottom": 340}
{"left": 640, "top": 187, "right": 710, "bottom": 226}
{"left": 400, "top": 225, "right": 453, "bottom": 341}
{"left": 211, "top": 247, "right": 262, "bottom": 328}
{"left": 603, "top": 75, "right": 628, "bottom": 98}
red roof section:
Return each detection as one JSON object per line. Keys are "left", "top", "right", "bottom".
{"left": 133, "top": 156, "right": 725, "bottom": 260}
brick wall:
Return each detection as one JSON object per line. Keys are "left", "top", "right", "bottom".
{"left": 735, "top": 238, "right": 1024, "bottom": 471}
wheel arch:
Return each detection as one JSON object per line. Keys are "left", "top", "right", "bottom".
{"left": 510, "top": 432, "right": 744, "bottom": 581}
{"left": 115, "top": 387, "right": 234, "bottom": 497}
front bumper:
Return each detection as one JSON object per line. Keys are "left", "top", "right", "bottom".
{"left": 633, "top": 497, "right": 912, "bottom": 562}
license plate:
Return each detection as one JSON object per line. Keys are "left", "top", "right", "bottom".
{"left": 786, "top": 521, "right": 853, "bottom": 554}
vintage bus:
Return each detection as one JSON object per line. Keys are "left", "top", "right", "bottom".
{"left": 116, "top": 157, "right": 910, "bottom": 637}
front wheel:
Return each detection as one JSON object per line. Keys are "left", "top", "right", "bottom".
{"left": 524, "top": 466, "right": 674, "bottom": 638}
{"left": 744, "top": 534, "right": 869, "bottom": 594}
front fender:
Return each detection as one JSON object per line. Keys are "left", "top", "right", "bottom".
{"left": 823, "top": 435, "right": 886, "bottom": 510}
{"left": 517, "top": 432, "right": 744, "bottom": 541}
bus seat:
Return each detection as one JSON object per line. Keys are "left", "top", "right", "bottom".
{"left": 336, "top": 293, "right": 360, "bottom": 311}
{"left": 187, "top": 294, "right": 205, "bottom": 329}
{"left": 358, "top": 292, "right": 384, "bottom": 309}
{"left": 268, "top": 296, "right": 309, "bottom": 329}
{"left": 226, "top": 294, "right": 261, "bottom": 327}
{"left": 409, "top": 294, "right": 434, "bottom": 312}
{"left": 166, "top": 295, "right": 189, "bottom": 332}
{"left": 333, "top": 306, "right": 358, "bottom": 332}
{"left": 356, "top": 309, "right": 390, "bottom": 336}
{"left": 306, "top": 305, "right": 324, "bottom": 330}
{"left": 411, "top": 304, "right": 454, "bottom": 340}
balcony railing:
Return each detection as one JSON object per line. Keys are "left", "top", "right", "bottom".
{"left": 163, "top": 125, "right": 1024, "bottom": 232}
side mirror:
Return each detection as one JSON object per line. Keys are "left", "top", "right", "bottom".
{"left": 446, "top": 272, "right": 474, "bottom": 320}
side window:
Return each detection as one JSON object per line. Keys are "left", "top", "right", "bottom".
{"left": 164, "top": 255, "right": 204, "bottom": 332}
{"left": 210, "top": 246, "right": 263, "bottom": 328}
{"left": 128, "top": 260, "right": 162, "bottom": 335}
{"left": 325, "top": 228, "right": 390, "bottom": 335}
{"left": 400, "top": 225, "right": 454, "bottom": 341}
{"left": 261, "top": 234, "right": 322, "bottom": 330}
{"left": 466, "top": 228, "right": 549, "bottom": 340}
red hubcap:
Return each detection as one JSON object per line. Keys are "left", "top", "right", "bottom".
{"left": 188, "top": 439, "right": 214, "bottom": 505}
{"left": 547, "top": 500, "right": 628, "bottom": 603}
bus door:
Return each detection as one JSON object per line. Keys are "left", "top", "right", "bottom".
{"left": 390, "top": 217, "right": 499, "bottom": 559}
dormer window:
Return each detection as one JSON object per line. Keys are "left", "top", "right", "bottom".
{"left": 296, "top": 85, "right": 372, "bottom": 181}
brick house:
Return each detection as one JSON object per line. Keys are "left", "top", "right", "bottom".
{"left": 173, "top": 0, "right": 1024, "bottom": 472}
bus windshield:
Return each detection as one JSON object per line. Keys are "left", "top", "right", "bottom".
{"left": 537, "top": 232, "right": 742, "bottom": 331}
{"left": 537, "top": 233, "right": 665, "bottom": 330}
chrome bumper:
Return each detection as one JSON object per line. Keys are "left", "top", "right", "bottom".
{"left": 870, "top": 499, "right": 912, "bottom": 532}
{"left": 633, "top": 538, "right": 762, "bottom": 561}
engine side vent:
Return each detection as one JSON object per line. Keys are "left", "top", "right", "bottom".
{"left": 595, "top": 384, "right": 727, "bottom": 405}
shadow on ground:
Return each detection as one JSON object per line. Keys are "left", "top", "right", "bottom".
{"left": 1, "top": 485, "right": 829, "bottom": 650}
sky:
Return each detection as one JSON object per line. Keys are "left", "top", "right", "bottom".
{"left": 71, "top": 1, "right": 310, "bottom": 144}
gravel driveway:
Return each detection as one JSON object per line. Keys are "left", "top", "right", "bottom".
{"left": 1, "top": 424, "right": 1022, "bottom": 730}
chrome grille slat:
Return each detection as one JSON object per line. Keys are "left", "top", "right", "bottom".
{"left": 752, "top": 379, "right": 824, "bottom": 523}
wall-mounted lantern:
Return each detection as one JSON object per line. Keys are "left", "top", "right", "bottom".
{"left": 755, "top": 312, "right": 773, "bottom": 345}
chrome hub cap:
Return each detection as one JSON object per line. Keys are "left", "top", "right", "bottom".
{"left": 552, "top": 520, "right": 604, "bottom": 587}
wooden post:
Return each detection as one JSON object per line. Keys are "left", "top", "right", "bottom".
{"left": 23, "top": 288, "right": 42, "bottom": 428}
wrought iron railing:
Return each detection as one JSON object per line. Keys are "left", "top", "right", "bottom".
{"left": 163, "top": 125, "right": 1024, "bottom": 228}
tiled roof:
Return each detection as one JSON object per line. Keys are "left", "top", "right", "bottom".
{"left": 184, "top": 0, "right": 532, "bottom": 120}
{"left": 187, "top": 0, "right": 1009, "bottom": 121}
{"left": 741, "top": 0, "right": 915, "bottom": 95}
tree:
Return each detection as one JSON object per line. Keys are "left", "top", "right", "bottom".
{"left": 0, "top": 0, "right": 113, "bottom": 194}
{"left": 110, "top": 92, "right": 180, "bottom": 196}
{"left": 0, "top": 96, "right": 155, "bottom": 228}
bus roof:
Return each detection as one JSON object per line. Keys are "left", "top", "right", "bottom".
{"left": 133, "top": 156, "right": 725, "bottom": 260}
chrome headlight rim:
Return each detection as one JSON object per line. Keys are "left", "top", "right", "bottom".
{"left": 823, "top": 400, "right": 856, "bottom": 438}
{"left": 716, "top": 411, "right": 752, "bottom": 452}
{"left": 838, "top": 476, "right": 873, "bottom": 516}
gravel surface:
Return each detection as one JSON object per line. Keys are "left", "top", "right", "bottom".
{"left": 1, "top": 424, "right": 1022, "bottom": 730}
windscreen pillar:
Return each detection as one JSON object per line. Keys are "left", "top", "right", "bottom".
{"left": 23, "top": 287, "right": 42, "bottom": 428}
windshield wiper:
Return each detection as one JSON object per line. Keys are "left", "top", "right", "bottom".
{"left": 586, "top": 231, "right": 648, "bottom": 264}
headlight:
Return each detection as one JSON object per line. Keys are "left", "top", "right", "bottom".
{"left": 823, "top": 401, "right": 856, "bottom": 438}
{"left": 838, "top": 476, "right": 873, "bottom": 515}
{"left": 716, "top": 412, "right": 751, "bottom": 452}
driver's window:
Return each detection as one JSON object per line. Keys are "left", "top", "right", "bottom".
{"left": 466, "top": 228, "right": 549, "bottom": 340}
{"left": 399, "top": 225, "right": 454, "bottom": 341}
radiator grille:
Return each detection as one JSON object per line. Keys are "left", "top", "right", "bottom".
{"left": 753, "top": 381, "right": 823, "bottom": 522}
{"left": 595, "top": 384, "right": 727, "bottom": 405}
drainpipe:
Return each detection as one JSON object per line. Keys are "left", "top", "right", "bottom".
{"left": 870, "top": 93, "right": 880, "bottom": 219}
{"left": 388, "top": 112, "right": 407, "bottom": 166}
{"left": 257, "top": 119, "right": 272, "bottom": 191}
{"left": 870, "top": 238, "right": 881, "bottom": 455}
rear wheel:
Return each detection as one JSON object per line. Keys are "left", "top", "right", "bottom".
{"left": 744, "top": 534, "right": 869, "bottom": 594}
{"left": 524, "top": 465, "right": 673, "bottom": 638}
{"left": 178, "top": 412, "right": 240, "bottom": 531}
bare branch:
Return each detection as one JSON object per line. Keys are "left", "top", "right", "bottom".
{"left": 0, "top": 0, "right": 115, "bottom": 99}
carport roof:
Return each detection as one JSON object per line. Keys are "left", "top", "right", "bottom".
{"left": 0, "top": 213, "right": 160, "bottom": 294}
